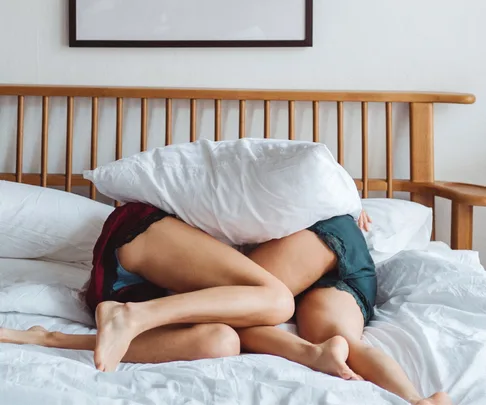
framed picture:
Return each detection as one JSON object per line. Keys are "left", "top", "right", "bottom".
{"left": 69, "top": 0, "right": 313, "bottom": 48}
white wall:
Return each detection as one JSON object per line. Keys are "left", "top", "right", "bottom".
{"left": 1, "top": 0, "right": 486, "bottom": 259}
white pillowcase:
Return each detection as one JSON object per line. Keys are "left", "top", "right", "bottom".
{"left": 0, "top": 257, "right": 93, "bottom": 325}
{"left": 84, "top": 138, "right": 362, "bottom": 246}
{"left": 0, "top": 181, "right": 113, "bottom": 265}
{"left": 362, "top": 198, "right": 433, "bottom": 263}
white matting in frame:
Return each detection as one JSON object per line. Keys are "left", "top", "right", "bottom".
{"left": 70, "top": 0, "right": 313, "bottom": 47}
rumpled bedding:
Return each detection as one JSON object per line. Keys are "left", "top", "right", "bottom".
{"left": 0, "top": 243, "right": 485, "bottom": 405}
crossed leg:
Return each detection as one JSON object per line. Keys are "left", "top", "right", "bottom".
{"left": 0, "top": 226, "right": 357, "bottom": 379}
{"left": 237, "top": 228, "right": 361, "bottom": 380}
{"left": 296, "top": 287, "right": 452, "bottom": 405}
{"left": 226, "top": 229, "right": 451, "bottom": 404}
{"left": 0, "top": 226, "right": 356, "bottom": 379}
{"left": 93, "top": 216, "right": 296, "bottom": 371}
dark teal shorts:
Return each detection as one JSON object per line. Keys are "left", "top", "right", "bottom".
{"left": 306, "top": 215, "right": 377, "bottom": 325}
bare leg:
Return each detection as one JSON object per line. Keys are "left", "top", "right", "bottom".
{"left": 296, "top": 287, "right": 452, "bottom": 405}
{"left": 2, "top": 229, "right": 356, "bottom": 378}
{"left": 0, "top": 323, "right": 240, "bottom": 364}
{"left": 1, "top": 230, "right": 356, "bottom": 379}
{"left": 237, "top": 230, "right": 361, "bottom": 380}
{"left": 238, "top": 327, "right": 361, "bottom": 380}
{"left": 95, "top": 217, "right": 294, "bottom": 371}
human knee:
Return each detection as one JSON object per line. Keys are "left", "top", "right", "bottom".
{"left": 195, "top": 324, "right": 241, "bottom": 359}
{"left": 262, "top": 283, "right": 295, "bottom": 325}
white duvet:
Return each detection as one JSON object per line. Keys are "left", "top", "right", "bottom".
{"left": 0, "top": 243, "right": 485, "bottom": 405}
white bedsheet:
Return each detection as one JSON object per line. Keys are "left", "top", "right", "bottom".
{"left": 0, "top": 244, "right": 485, "bottom": 405}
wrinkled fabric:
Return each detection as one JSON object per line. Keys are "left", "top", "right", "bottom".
{"left": 0, "top": 248, "right": 485, "bottom": 404}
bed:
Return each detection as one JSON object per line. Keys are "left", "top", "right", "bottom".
{"left": 0, "top": 85, "right": 485, "bottom": 405}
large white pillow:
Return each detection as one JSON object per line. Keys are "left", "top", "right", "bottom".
{"left": 362, "top": 198, "right": 433, "bottom": 263}
{"left": 84, "top": 138, "right": 362, "bottom": 246}
{"left": 0, "top": 181, "right": 113, "bottom": 265}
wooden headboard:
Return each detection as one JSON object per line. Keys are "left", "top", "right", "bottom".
{"left": 0, "top": 85, "right": 483, "bottom": 250}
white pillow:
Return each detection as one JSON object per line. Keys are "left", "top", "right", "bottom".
{"left": 362, "top": 198, "right": 433, "bottom": 262}
{"left": 0, "top": 181, "right": 113, "bottom": 265}
{"left": 84, "top": 138, "right": 362, "bottom": 246}
{"left": 0, "top": 258, "right": 93, "bottom": 325}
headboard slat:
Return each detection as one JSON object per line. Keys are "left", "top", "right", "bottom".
{"left": 239, "top": 100, "right": 246, "bottom": 139}
{"left": 214, "top": 100, "right": 222, "bottom": 141}
{"left": 115, "top": 97, "right": 124, "bottom": 207}
{"left": 288, "top": 101, "right": 295, "bottom": 141}
{"left": 16, "top": 96, "right": 24, "bottom": 183}
{"left": 41, "top": 96, "right": 49, "bottom": 188}
{"left": 65, "top": 96, "right": 74, "bottom": 192}
{"left": 361, "top": 102, "right": 369, "bottom": 198}
{"left": 116, "top": 98, "right": 124, "bottom": 161}
{"left": 141, "top": 98, "right": 148, "bottom": 152}
{"left": 337, "top": 101, "right": 344, "bottom": 166}
{"left": 263, "top": 101, "right": 270, "bottom": 139}
{"left": 190, "top": 99, "right": 197, "bottom": 142}
{"left": 386, "top": 102, "right": 393, "bottom": 198}
{"left": 90, "top": 97, "right": 99, "bottom": 200}
{"left": 312, "top": 101, "right": 319, "bottom": 143}
{"left": 165, "top": 99, "right": 173, "bottom": 146}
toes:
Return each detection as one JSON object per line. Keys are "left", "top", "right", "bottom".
{"left": 337, "top": 365, "right": 363, "bottom": 381}
{"left": 95, "top": 358, "right": 105, "bottom": 372}
{"left": 340, "top": 371, "right": 352, "bottom": 380}
{"left": 95, "top": 358, "right": 117, "bottom": 373}
{"left": 338, "top": 366, "right": 354, "bottom": 380}
{"left": 348, "top": 373, "right": 363, "bottom": 381}
{"left": 103, "top": 361, "right": 115, "bottom": 372}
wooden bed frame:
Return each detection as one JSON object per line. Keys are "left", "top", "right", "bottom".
{"left": 0, "top": 85, "right": 484, "bottom": 250}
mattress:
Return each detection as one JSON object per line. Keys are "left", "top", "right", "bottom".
{"left": 1, "top": 242, "right": 485, "bottom": 405}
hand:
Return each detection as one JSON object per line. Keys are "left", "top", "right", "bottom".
{"left": 358, "top": 210, "right": 372, "bottom": 232}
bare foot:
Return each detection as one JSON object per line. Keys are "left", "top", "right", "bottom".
{"left": 415, "top": 392, "right": 453, "bottom": 405}
{"left": 0, "top": 326, "right": 47, "bottom": 345}
{"left": 95, "top": 301, "right": 140, "bottom": 372}
{"left": 310, "top": 336, "right": 362, "bottom": 381}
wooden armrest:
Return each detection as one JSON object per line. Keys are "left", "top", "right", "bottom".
{"left": 415, "top": 181, "right": 486, "bottom": 250}
{"left": 429, "top": 182, "right": 486, "bottom": 206}
{"left": 406, "top": 181, "right": 486, "bottom": 250}
{"left": 405, "top": 181, "right": 486, "bottom": 206}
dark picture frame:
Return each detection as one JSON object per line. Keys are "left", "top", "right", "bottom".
{"left": 69, "top": 0, "right": 313, "bottom": 48}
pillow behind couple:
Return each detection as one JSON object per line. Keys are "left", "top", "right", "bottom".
{"left": 0, "top": 139, "right": 432, "bottom": 267}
